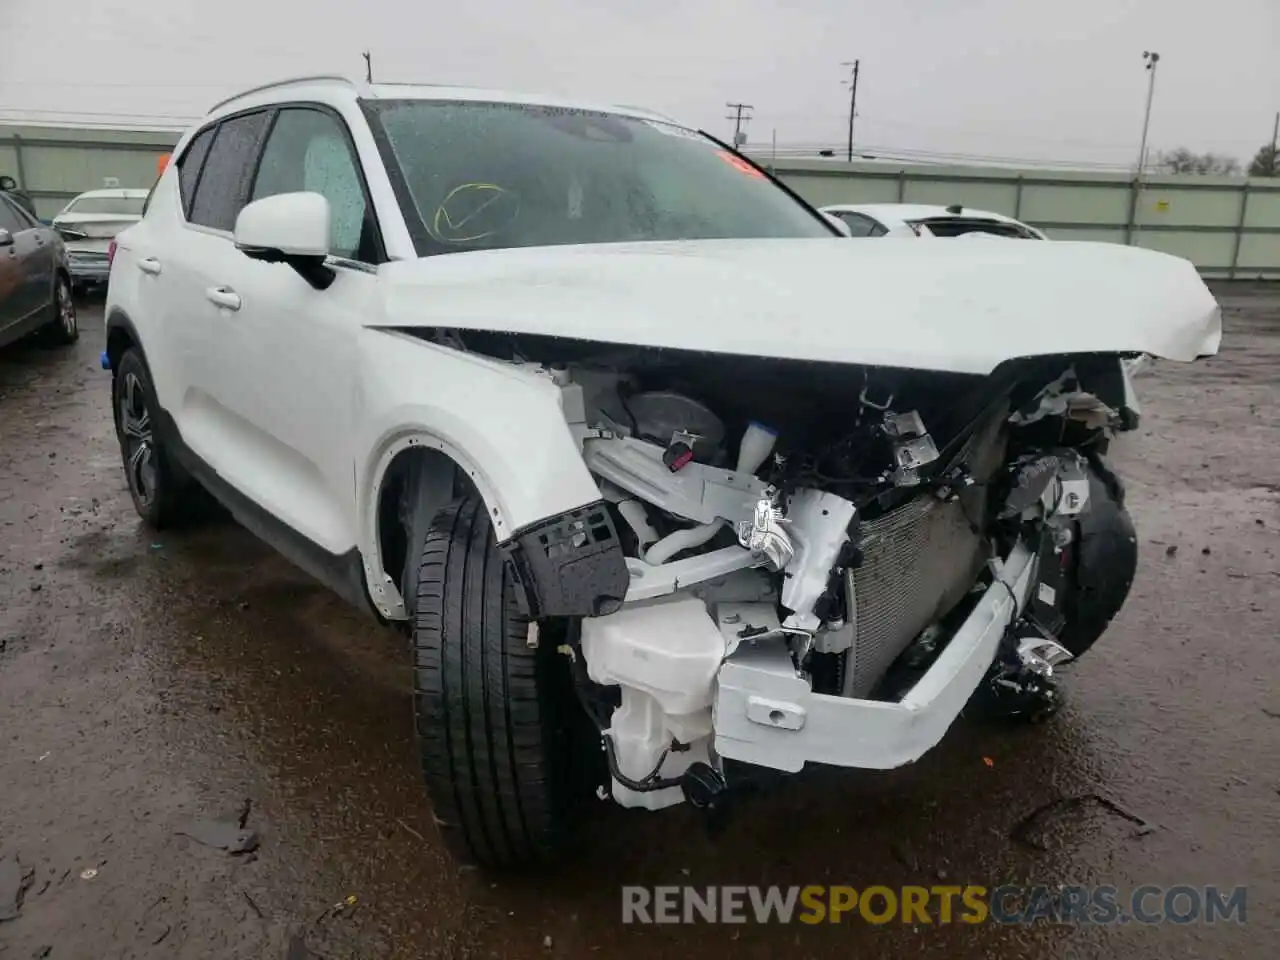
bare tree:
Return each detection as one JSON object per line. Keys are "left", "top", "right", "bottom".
{"left": 1155, "top": 148, "right": 1241, "bottom": 176}
{"left": 1248, "top": 143, "right": 1279, "bottom": 177}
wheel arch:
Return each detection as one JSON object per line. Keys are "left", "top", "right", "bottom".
{"left": 104, "top": 307, "right": 143, "bottom": 374}
{"left": 362, "top": 430, "right": 506, "bottom": 621}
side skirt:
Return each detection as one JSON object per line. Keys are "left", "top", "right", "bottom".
{"left": 152, "top": 406, "right": 377, "bottom": 619}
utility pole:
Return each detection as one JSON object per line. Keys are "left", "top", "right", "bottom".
{"left": 842, "top": 60, "right": 860, "bottom": 162}
{"left": 725, "top": 102, "right": 753, "bottom": 150}
{"left": 1269, "top": 111, "right": 1279, "bottom": 176}
{"left": 362, "top": 50, "right": 373, "bottom": 83}
{"left": 1136, "top": 51, "right": 1160, "bottom": 175}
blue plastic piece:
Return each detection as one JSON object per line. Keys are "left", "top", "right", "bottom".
{"left": 100, "top": 351, "right": 111, "bottom": 371}
{"left": 747, "top": 420, "right": 778, "bottom": 436}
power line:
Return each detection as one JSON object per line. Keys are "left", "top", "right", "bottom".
{"left": 725, "top": 102, "right": 753, "bottom": 148}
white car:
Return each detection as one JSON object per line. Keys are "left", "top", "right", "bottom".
{"left": 821, "top": 203, "right": 1047, "bottom": 240}
{"left": 53, "top": 188, "right": 149, "bottom": 292}
{"left": 104, "top": 76, "right": 1221, "bottom": 868}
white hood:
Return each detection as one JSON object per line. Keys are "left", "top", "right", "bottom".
{"left": 377, "top": 238, "right": 1221, "bottom": 375}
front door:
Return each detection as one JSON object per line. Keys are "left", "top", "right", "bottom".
{"left": 170, "top": 105, "right": 381, "bottom": 562}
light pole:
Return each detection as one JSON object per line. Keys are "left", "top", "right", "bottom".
{"left": 842, "top": 60, "right": 860, "bottom": 162}
{"left": 1136, "top": 51, "right": 1160, "bottom": 175}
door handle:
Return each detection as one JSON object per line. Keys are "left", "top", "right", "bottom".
{"left": 138, "top": 257, "right": 162, "bottom": 275}
{"left": 205, "top": 286, "right": 242, "bottom": 311}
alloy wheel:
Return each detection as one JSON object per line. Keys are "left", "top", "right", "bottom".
{"left": 119, "top": 372, "right": 157, "bottom": 507}
{"left": 57, "top": 278, "right": 77, "bottom": 337}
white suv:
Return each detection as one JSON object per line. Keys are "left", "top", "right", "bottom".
{"left": 105, "top": 76, "right": 1221, "bottom": 868}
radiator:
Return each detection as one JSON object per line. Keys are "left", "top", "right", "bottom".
{"left": 842, "top": 410, "right": 1007, "bottom": 698}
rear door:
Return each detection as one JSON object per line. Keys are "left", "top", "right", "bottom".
{"left": 0, "top": 195, "right": 46, "bottom": 328}
{"left": 157, "top": 110, "right": 274, "bottom": 489}
{"left": 9, "top": 196, "right": 57, "bottom": 309}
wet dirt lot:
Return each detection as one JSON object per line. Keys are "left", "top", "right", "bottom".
{"left": 1, "top": 288, "right": 1278, "bottom": 959}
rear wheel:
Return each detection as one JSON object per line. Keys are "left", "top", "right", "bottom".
{"left": 112, "top": 348, "right": 191, "bottom": 529}
{"left": 41, "top": 274, "right": 78, "bottom": 345}
{"left": 411, "top": 496, "right": 577, "bottom": 868}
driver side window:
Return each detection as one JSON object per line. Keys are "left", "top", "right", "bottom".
{"left": 251, "top": 108, "right": 373, "bottom": 262}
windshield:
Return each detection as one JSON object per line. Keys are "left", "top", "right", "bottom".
{"left": 66, "top": 195, "right": 146, "bottom": 216}
{"left": 365, "top": 100, "right": 833, "bottom": 256}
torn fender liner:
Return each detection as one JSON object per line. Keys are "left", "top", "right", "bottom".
{"left": 504, "top": 501, "right": 629, "bottom": 617}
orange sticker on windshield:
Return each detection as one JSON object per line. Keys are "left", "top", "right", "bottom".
{"left": 716, "top": 151, "right": 765, "bottom": 178}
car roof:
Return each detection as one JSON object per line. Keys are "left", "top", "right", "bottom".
{"left": 820, "top": 203, "right": 1026, "bottom": 227}
{"left": 205, "top": 74, "right": 681, "bottom": 127}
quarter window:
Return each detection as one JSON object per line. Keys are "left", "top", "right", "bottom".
{"left": 176, "top": 125, "right": 215, "bottom": 218}
{"left": 251, "top": 108, "right": 372, "bottom": 261}
{"left": 189, "top": 111, "right": 270, "bottom": 232}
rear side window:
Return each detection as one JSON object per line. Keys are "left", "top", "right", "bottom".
{"left": 177, "top": 126, "right": 215, "bottom": 217}
{"left": 835, "top": 212, "right": 884, "bottom": 237}
{"left": 913, "top": 217, "right": 1039, "bottom": 239}
{"left": 0, "top": 196, "right": 26, "bottom": 233}
{"left": 189, "top": 111, "right": 270, "bottom": 232}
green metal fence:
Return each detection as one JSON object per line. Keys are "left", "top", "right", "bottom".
{"left": 0, "top": 125, "right": 180, "bottom": 221}
{"left": 4, "top": 123, "right": 1279, "bottom": 278}
{"left": 767, "top": 157, "right": 1280, "bottom": 279}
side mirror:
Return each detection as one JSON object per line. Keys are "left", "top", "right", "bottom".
{"left": 234, "top": 192, "right": 334, "bottom": 289}
{"left": 0, "top": 228, "right": 12, "bottom": 247}
{"left": 823, "top": 213, "right": 853, "bottom": 237}
{"left": 0, "top": 174, "right": 16, "bottom": 191}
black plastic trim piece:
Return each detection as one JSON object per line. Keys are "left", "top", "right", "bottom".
{"left": 151, "top": 404, "right": 376, "bottom": 618}
{"left": 502, "top": 501, "right": 629, "bottom": 618}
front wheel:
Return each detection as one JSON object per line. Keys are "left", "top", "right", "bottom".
{"left": 411, "top": 496, "right": 579, "bottom": 868}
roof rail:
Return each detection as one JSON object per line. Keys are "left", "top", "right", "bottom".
{"left": 208, "top": 75, "right": 358, "bottom": 114}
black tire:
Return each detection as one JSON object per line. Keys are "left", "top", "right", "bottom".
{"left": 112, "top": 348, "right": 190, "bottom": 529}
{"left": 1058, "top": 468, "right": 1138, "bottom": 658}
{"left": 41, "top": 273, "right": 78, "bottom": 346}
{"left": 412, "top": 496, "right": 574, "bottom": 868}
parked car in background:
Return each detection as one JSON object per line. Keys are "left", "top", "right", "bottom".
{"left": 0, "top": 192, "right": 77, "bottom": 349}
{"left": 53, "top": 188, "right": 149, "bottom": 293}
{"left": 820, "top": 203, "right": 1047, "bottom": 239}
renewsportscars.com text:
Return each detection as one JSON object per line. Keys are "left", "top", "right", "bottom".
{"left": 621, "top": 884, "right": 1247, "bottom": 925}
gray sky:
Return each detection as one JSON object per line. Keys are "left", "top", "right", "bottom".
{"left": 3, "top": 0, "right": 1277, "bottom": 168}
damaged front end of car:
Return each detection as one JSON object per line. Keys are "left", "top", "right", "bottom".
{"left": 420, "top": 328, "right": 1152, "bottom": 815}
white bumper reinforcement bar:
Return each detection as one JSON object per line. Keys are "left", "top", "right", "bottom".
{"left": 713, "top": 540, "right": 1036, "bottom": 773}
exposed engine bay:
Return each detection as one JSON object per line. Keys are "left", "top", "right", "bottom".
{"left": 423, "top": 328, "right": 1140, "bottom": 814}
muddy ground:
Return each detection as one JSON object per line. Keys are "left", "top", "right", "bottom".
{"left": 1, "top": 287, "right": 1277, "bottom": 959}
